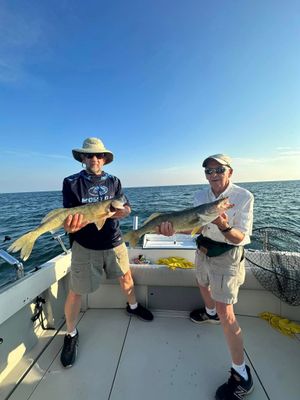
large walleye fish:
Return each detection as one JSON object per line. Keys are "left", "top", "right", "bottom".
{"left": 8, "top": 195, "right": 126, "bottom": 261}
{"left": 123, "top": 197, "right": 233, "bottom": 247}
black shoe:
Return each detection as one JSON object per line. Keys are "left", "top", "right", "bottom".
{"left": 126, "top": 303, "right": 154, "bottom": 321}
{"left": 60, "top": 330, "right": 79, "bottom": 368}
{"left": 215, "top": 365, "right": 254, "bottom": 400}
{"left": 190, "top": 308, "right": 220, "bottom": 324}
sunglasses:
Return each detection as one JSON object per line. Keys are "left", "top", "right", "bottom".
{"left": 205, "top": 166, "right": 228, "bottom": 175}
{"left": 85, "top": 153, "right": 106, "bottom": 159}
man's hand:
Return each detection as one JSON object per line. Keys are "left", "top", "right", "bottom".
{"left": 64, "top": 213, "right": 89, "bottom": 233}
{"left": 155, "top": 221, "right": 175, "bottom": 236}
{"left": 212, "top": 212, "right": 229, "bottom": 231}
{"left": 110, "top": 205, "right": 131, "bottom": 219}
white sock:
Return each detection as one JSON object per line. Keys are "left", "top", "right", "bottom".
{"left": 67, "top": 328, "right": 77, "bottom": 337}
{"left": 232, "top": 362, "right": 248, "bottom": 380}
{"left": 129, "top": 302, "right": 138, "bottom": 310}
{"left": 205, "top": 306, "right": 217, "bottom": 316}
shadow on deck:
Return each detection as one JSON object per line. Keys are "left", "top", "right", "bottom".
{"left": 6, "top": 310, "right": 300, "bottom": 400}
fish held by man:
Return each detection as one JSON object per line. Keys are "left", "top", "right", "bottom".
{"left": 123, "top": 197, "right": 233, "bottom": 248}
{"left": 8, "top": 195, "right": 126, "bottom": 261}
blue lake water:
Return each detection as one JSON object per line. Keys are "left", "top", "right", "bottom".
{"left": 0, "top": 180, "right": 299, "bottom": 286}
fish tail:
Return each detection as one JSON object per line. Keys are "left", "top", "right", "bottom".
{"left": 8, "top": 231, "right": 39, "bottom": 261}
{"left": 123, "top": 231, "right": 140, "bottom": 248}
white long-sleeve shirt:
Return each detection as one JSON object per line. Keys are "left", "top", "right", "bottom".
{"left": 194, "top": 182, "right": 254, "bottom": 246}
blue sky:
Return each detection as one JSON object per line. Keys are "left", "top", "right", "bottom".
{"left": 1, "top": 0, "right": 299, "bottom": 193}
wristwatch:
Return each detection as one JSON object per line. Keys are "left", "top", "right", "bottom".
{"left": 219, "top": 226, "right": 233, "bottom": 233}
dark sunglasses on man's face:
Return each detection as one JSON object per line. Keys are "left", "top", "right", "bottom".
{"left": 85, "top": 153, "right": 106, "bottom": 159}
{"left": 205, "top": 166, "right": 228, "bottom": 175}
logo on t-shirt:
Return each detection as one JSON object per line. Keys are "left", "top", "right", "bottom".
{"left": 88, "top": 185, "right": 108, "bottom": 197}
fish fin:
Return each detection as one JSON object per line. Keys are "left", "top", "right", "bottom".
{"left": 41, "top": 207, "right": 65, "bottom": 224}
{"left": 191, "top": 226, "right": 201, "bottom": 237}
{"left": 8, "top": 231, "right": 39, "bottom": 261}
{"left": 94, "top": 218, "right": 107, "bottom": 230}
{"left": 143, "top": 213, "right": 161, "bottom": 225}
{"left": 123, "top": 231, "right": 140, "bottom": 248}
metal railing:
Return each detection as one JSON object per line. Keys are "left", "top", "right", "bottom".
{"left": 0, "top": 249, "right": 24, "bottom": 279}
{"left": 51, "top": 232, "right": 70, "bottom": 255}
{"left": 0, "top": 232, "right": 70, "bottom": 283}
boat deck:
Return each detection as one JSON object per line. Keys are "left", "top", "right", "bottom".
{"left": 6, "top": 309, "right": 300, "bottom": 400}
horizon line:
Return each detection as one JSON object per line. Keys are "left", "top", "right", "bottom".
{"left": 0, "top": 178, "right": 299, "bottom": 195}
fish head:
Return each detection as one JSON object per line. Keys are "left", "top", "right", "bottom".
{"left": 94, "top": 195, "right": 126, "bottom": 221}
{"left": 214, "top": 197, "right": 234, "bottom": 213}
{"left": 195, "top": 197, "right": 234, "bottom": 225}
{"left": 109, "top": 195, "right": 126, "bottom": 213}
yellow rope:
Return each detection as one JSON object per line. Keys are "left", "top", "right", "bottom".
{"left": 156, "top": 257, "right": 195, "bottom": 270}
{"left": 259, "top": 311, "right": 300, "bottom": 337}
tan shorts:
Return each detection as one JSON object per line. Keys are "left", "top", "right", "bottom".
{"left": 70, "top": 241, "right": 130, "bottom": 294}
{"left": 195, "top": 246, "right": 245, "bottom": 304}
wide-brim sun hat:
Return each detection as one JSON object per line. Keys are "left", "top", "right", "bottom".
{"left": 72, "top": 137, "right": 114, "bottom": 164}
{"left": 202, "top": 154, "right": 232, "bottom": 168}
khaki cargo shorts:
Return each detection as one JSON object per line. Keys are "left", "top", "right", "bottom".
{"left": 195, "top": 246, "right": 245, "bottom": 304}
{"left": 70, "top": 241, "right": 130, "bottom": 294}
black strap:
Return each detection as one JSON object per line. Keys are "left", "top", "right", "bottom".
{"left": 196, "top": 235, "right": 234, "bottom": 250}
{"left": 31, "top": 297, "right": 55, "bottom": 331}
{"left": 196, "top": 234, "right": 236, "bottom": 257}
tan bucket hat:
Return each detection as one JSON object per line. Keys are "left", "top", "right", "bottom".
{"left": 72, "top": 137, "right": 114, "bottom": 164}
{"left": 202, "top": 153, "right": 232, "bottom": 168}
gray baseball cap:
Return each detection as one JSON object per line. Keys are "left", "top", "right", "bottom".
{"left": 202, "top": 154, "right": 232, "bottom": 168}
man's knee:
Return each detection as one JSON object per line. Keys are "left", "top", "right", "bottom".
{"left": 216, "top": 303, "right": 236, "bottom": 324}
{"left": 119, "top": 270, "right": 134, "bottom": 292}
{"left": 67, "top": 290, "right": 82, "bottom": 303}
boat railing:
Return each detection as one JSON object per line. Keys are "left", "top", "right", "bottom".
{"left": 51, "top": 232, "right": 70, "bottom": 255}
{"left": 0, "top": 249, "right": 24, "bottom": 280}
{"left": 133, "top": 215, "right": 139, "bottom": 230}
{"left": 0, "top": 231, "right": 69, "bottom": 285}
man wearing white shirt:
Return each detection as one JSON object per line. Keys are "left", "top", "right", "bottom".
{"left": 157, "top": 154, "right": 254, "bottom": 400}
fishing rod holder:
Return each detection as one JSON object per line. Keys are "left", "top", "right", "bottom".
{"left": 51, "top": 232, "right": 70, "bottom": 255}
{"left": 0, "top": 250, "right": 24, "bottom": 280}
{"left": 132, "top": 216, "right": 139, "bottom": 230}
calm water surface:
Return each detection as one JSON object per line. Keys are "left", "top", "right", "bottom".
{"left": 0, "top": 180, "right": 299, "bottom": 286}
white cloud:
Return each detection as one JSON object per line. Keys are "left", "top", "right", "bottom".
{"left": 276, "top": 146, "right": 295, "bottom": 151}
{"left": 160, "top": 166, "right": 183, "bottom": 172}
{"left": 233, "top": 157, "right": 262, "bottom": 165}
{"left": 233, "top": 151, "right": 300, "bottom": 182}
{"left": 233, "top": 148, "right": 300, "bottom": 166}
{"left": 276, "top": 149, "right": 300, "bottom": 157}
{"left": 2, "top": 150, "right": 70, "bottom": 160}
{"left": 120, "top": 148, "right": 300, "bottom": 187}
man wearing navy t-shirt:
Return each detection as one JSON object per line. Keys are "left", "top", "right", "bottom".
{"left": 60, "top": 137, "right": 153, "bottom": 368}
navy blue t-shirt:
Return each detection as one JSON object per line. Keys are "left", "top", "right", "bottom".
{"left": 62, "top": 170, "right": 129, "bottom": 250}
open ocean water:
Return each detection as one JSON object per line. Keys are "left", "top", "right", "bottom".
{"left": 0, "top": 180, "right": 299, "bottom": 287}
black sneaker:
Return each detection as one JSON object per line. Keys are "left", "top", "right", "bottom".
{"left": 126, "top": 303, "right": 154, "bottom": 321}
{"left": 190, "top": 308, "right": 220, "bottom": 324}
{"left": 60, "top": 330, "right": 79, "bottom": 368}
{"left": 215, "top": 365, "right": 254, "bottom": 400}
